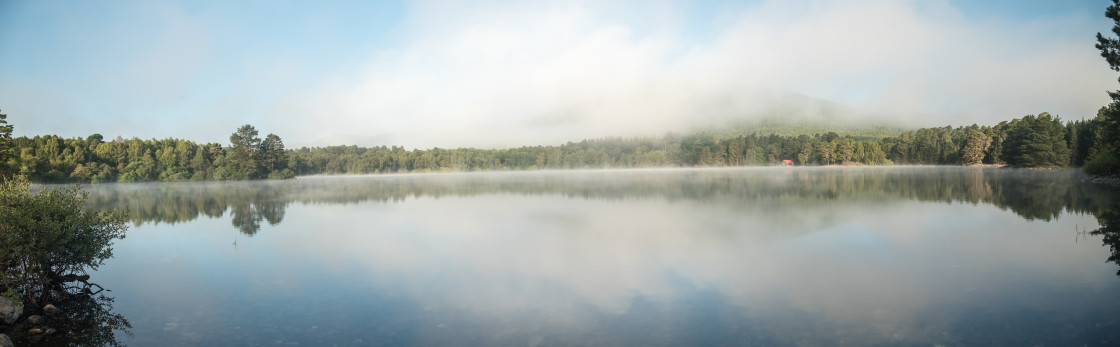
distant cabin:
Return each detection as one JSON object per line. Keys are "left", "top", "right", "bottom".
{"left": 782, "top": 160, "right": 794, "bottom": 166}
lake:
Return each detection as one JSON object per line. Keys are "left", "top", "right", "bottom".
{"left": 16, "top": 167, "right": 1120, "bottom": 346}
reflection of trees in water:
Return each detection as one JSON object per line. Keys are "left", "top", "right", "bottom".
{"left": 230, "top": 203, "right": 260, "bottom": 236}
{"left": 79, "top": 181, "right": 289, "bottom": 236}
{"left": 1091, "top": 210, "right": 1120, "bottom": 276}
{"left": 1095, "top": 226, "right": 1120, "bottom": 276}
{"left": 229, "top": 187, "right": 286, "bottom": 236}
{"left": 4, "top": 291, "right": 131, "bottom": 347}
{"left": 230, "top": 199, "right": 285, "bottom": 236}
{"left": 76, "top": 168, "right": 1120, "bottom": 272}
{"left": 78, "top": 168, "right": 1118, "bottom": 222}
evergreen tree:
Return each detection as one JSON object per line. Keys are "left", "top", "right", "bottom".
{"left": 229, "top": 124, "right": 262, "bottom": 179}
{"left": 1098, "top": 0, "right": 1120, "bottom": 101}
{"left": 1090, "top": 0, "right": 1120, "bottom": 173}
{"left": 0, "top": 110, "right": 13, "bottom": 178}
{"left": 1002, "top": 113, "right": 1070, "bottom": 167}
{"left": 259, "top": 134, "right": 286, "bottom": 173}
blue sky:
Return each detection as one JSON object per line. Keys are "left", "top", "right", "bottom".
{"left": 1, "top": 0, "right": 1116, "bottom": 149}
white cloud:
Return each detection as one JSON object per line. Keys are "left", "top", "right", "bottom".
{"left": 3, "top": 0, "right": 1115, "bottom": 148}
{"left": 272, "top": 0, "right": 1115, "bottom": 148}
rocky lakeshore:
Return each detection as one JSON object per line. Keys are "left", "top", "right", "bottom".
{"left": 1090, "top": 174, "right": 1120, "bottom": 185}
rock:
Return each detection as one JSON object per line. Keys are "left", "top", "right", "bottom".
{"left": 0, "top": 334, "right": 13, "bottom": 347}
{"left": 44, "top": 327, "right": 56, "bottom": 335}
{"left": 27, "top": 314, "right": 43, "bottom": 325}
{"left": 1090, "top": 174, "right": 1120, "bottom": 185}
{"left": 28, "top": 327, "right": 43, "bottom": 334}
{"left": 0, "top": 295, "right": 22, "bottom": 325}
{"left": 43, "top": 304, "right": 58, "bottom": 315}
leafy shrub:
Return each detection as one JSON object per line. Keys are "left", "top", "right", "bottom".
{"left": 0, "top": 176, "right": 128, "bottom": 305}
{"left": 1084, "top": 151, "right": 1120, "bottom": 175}
{"left": 268, "top": 168, "right": 296, "bottom": 180}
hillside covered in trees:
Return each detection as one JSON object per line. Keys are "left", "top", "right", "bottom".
{"left": 2, "top": 109, "right": 1117, "bottom": 184}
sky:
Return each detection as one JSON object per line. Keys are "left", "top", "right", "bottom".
{"left": 1, "top": 0, "right": 1117, "bottom": 149}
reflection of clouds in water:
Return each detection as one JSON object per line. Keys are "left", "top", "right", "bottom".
{"left": 285, "top": 196, "right": 695, "bottom": 314}
{"left": 690, "top": 203, "right": 1107, "bottom": 343}
{"left": 80, "top": 168, "right": 1120, "bottom": 344}
{"left": 265, "top": 191, "right": 1108, "bottom": 344}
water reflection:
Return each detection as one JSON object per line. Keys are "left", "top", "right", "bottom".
{"left": 79, "top": 167, "right": 1117, "bottom": 223}
{"left": 4, "top": 291, "right": 131, "bottom": 347}
{"left": 69, "top": 167, "right": 1120, "bottom": 345}
{"left": 78, "top": 167, "right": 1120, "bottom": 272}
{"left": 1093, "top": 211, "right": 1120, "bottom": 276}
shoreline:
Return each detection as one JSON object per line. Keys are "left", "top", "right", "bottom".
{"left": 1089, "top": 173, "right": 1120, "bottom": 185}
{"left": 23, "top": 164, "right": 1089, "bottom": 186}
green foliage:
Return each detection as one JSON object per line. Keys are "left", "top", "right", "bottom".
{"left": 1001, "top": 113, "right": 1070, "bottom": 167}
{"left": 1, "top": 287, "right": 16, "bottom": 300}
{"left": 259, "top": 133, "right": 286, "bottom": 174}
{"left": 724, "top": 119, "right": 907, "bottom": 140}
{"left": 229, "top": 124, "right": 261, "bottom": 158}
{"left": 1097, "top": 102, "right": 1120, "bottom": 155}
{"left": 1068, "top": 119, "right": 1096, "bottom": 166}
{"left": 4, "top": 115, "right": 1104, "bottom": 181}
{"left": 1097, "top": 0, "right": 1120, "bottom": 100}
{"left": 268, "top": 168, "right": 296, "bottom": 180}
{"left": 1084, "top": 151, "right": 1120, "bottom": 175}
{"left": 10, "top": 125, "right": 293, "bottom": 183}
{"left": 1090, "top": 2, "right": 1120, "bottom": 174}
{"left": 280, "top": 130, "right": 896, "bottom": 175}
{"left": 960, "top": 130, "right": 992, "bottom": 165}
{"left": 0, "top": 110, "right": 12, "bottom": 178}
{"left": 228, "top": 124, "right": 262, "bottom": 179}
{"left": 883, "top": 124, "right": 1002, "bottom": 165}
{"left": 0, "top": 176, "right": 128, "bottom": 305}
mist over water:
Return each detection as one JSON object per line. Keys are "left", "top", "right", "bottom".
{"left": 45, "top": 167, "right": 1120, "bottom": 345}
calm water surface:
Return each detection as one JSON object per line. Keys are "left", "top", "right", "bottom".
{"left": 23, "top": 167, "right": 1120, "bottom": 345}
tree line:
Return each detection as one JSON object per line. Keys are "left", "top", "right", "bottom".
{"left": 2, "top": 110, "right": 1115, "bottom": 183}
{"left": 8, "top": 124, "right": 294, "bottom": 183}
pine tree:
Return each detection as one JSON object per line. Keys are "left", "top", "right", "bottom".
{"left": 0, "top": 111, "right": 13, "bottom": 178}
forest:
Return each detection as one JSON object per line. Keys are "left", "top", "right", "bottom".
{"left": 1, "top": 108, "right": 1118, "bottom": 184}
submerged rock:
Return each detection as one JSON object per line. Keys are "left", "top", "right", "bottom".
{"left": 0, "top": 333, "right": 13, "bottom": 347}
{"left": 43, "top": 304, "right": 58, "bottom": 315}
{"left": 0, "top": 295, "right": 22, "bottom": 325}
{"left": 27, "top": 314, "right": 43, "bottom": 325}
{"left": 28, "top": 327, "right": 42, "bottom": 335}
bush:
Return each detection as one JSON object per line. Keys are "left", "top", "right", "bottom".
{"left": 0, "top": 176, "right": 128, "bottom": 305}
{"left": 1084, "top": 151, "right": 1120, "bottom": 175}
{"left": 267, "top": 168, "right": 296, "bottom": 180}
